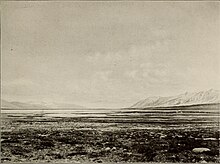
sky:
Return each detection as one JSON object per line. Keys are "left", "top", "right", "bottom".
{"left": 1, "top": 2, "right": 220, "bottom": 108}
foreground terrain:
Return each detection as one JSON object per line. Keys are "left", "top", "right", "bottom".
{"left": 1, "top": 104, "right": 219, "bottom": 163}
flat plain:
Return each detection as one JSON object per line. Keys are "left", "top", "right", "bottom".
{"left": 1, "top": 104, "right": 219, "bottom": 163}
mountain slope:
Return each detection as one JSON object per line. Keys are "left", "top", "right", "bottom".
{"left": 1, "top": 100, "right": 20, "bottom": 109}
{"left": 131, "top": 89, "right": 220, "bottom": 108}
{"left": 1, "top": 100, "right": 84, "bottom": 109}
{"left": 32, "top": 102, "right": 84, "bottom": 109}
{"left": 1, "top": 100, "right": 47, "bottom": 109}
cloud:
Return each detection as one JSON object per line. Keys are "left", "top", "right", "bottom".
{"left": 93, "top": 71, "right": 112, "bottom": 81}
{"left": 125, "top": 70, "right": 138, "bottom": 79}
{"left": 3, "top": 78, "right": 38, "bottom": 87}
{"left": 2, "top": 2, "right": 219, "bottom": 107}
{"left": 2, "top": 78, "right": 41, "bottom": 100}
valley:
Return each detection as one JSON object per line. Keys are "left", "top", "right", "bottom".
{"left": 1, "top": 103, "right": 219, "bottom": 163}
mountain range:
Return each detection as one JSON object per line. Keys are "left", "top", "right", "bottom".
{"left": 2, "top": 89, "right": 219, "bottom": 109}
{"left": 131, "top": 89, "right": 220, "bottom": 108}
{"left": 1, "top": 100, "right": 84, "bottom": 109}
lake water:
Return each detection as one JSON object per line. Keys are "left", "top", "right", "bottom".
{"left": 1, "top": 109, "right": 120, "bottom": 117}
{"left": 1, "top": 108, "right": 219, "bottom": 118}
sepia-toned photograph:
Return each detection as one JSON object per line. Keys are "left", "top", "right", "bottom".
{"left": 1, "top": 1, "right": 219, "bottom": 163}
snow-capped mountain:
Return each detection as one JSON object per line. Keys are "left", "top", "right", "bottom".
{"left": 131, "top": 89, "right": 220, "bottom": 108}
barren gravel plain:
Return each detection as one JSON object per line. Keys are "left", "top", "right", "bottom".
{"left": 1, "top": 104, "right": 219, "bottom": 163}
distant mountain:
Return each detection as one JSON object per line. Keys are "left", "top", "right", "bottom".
{"left": 1, "top": 100, "right": 85, "bottom": 109}
{"left": 1, "top": 100, "right": 21, "bottom": 109}
{"left": 32, "top": 102, "right": 84, "bottom": 109}
{"left": 1, "top": 100, "right": 46, "bottom": 109}
{"left": 130, "top": 89, "right": 220, "bottom": 108}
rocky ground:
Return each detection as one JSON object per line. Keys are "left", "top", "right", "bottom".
{"left": 1, "top": 106, "right": 219, "bottom": 163}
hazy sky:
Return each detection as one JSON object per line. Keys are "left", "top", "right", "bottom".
{"left": 2, "top": 2, "right": 220, "bottom": 108}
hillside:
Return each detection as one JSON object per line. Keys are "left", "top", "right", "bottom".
{"left": 1, "top": 100, "right": 46, "bottom": 109}
{"left": 1, "top": 100, "right": 84, "bottom": 109}
{"left": 131, "top": 89, "right": 220, "bottom": 108}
